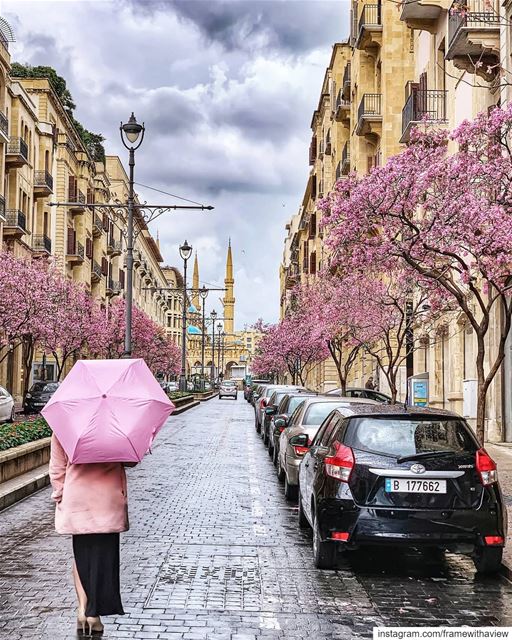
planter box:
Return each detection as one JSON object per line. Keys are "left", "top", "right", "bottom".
{"left": 0, "top": 437, "right": 51, "bottom": 483}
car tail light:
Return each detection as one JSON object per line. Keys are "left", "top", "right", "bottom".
{"left": 293, "top": 445, "right": 309, "bottom": 456}
{"left": 476, "top": 448, "right": 498, "bottom": 485}
{"left": 324, "top": 442, "right": 354, "bottom": 482}
{"left": 331, "top": 532, "right": 349, "bottom": 541}
{"left": 484, "top": 535, "right": 504, "bottom": 546}
{"left": 259, "top": 398, "right": 267, "bottom": 409}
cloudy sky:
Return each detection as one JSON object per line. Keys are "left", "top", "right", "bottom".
{"left": 3, "top": 0, "right": 349, "bottom": 329}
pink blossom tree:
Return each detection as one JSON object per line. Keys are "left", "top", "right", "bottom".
{"left": 321, "top": 104, "right": 512, "bottom": 439}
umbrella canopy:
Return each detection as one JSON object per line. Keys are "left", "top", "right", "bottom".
{"left": 42, "top": 358, "right": 175, "bottom": 463}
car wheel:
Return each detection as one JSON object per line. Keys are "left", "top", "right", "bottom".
{"left": 277, "top": 458, "right": 285, "bottom": 482}
{"left": 272, "top": 446, "right": 279, "bottom": 467}
{"left": 7, "top": 406, "right": 15, "bottom": 423}
{"left": 473, "top": 546, "right": 503, "bottom": 574}
{"left": 284, "top": 476, "right": 298, "bottom": 501}
{"left": 298, "top": 489, "right": 309, "bottom": 529}
{"left": 255, "top": 420, "right": 261, "bottom": 433}
{"left": 263, "top": 429, "right": 269, "bottom": 445}
{"left": 313, "top": 514, "right": 337, "bottom": 570}
{"left": 268, "top": 443, "right": 274, "bottom": 458}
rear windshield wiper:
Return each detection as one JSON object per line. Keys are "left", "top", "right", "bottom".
{"left": 397, "top": 451, "right": 457, "bottom": 464}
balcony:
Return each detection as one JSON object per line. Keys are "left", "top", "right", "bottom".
{"left": 335, "top": 89, "right": 351, "bottom": 124}
{"left": 107, "top": 237, "right": 122, "bottom": 257}
{"left": 32, "top": 234, "right": 51, "bottom": 255}
{"left": 69, "top": 178, "right": 86, "bottom": 215}
{"left": 133, "top": 249, "right": 141, "bottom": 267}
{"left": 354, "top": 4, "right": 382, "bottom": 52}
{"left": 356, "top": 93, "right": 382, "bottom": 139}
{"left": 3, "top": 210, "right": 27, "bottom": 237}
{"left": 0, "top": 110, "right": 8, "bottom": 143}
{"left": 91, "top": 260, "right": 102, "bottom": 283}
{"left": 106, "top": 278, "right": 122, "bottom": 297}
{"left": 342, "top": 63, "right": 351, "bottom": 100}
{"left": 400, "top": 0, "right": 448, "bottom": 32}
{"left": 139, "top": 260, "right": 148, "bottom": 275}
{"left": 341, "top": 142, "right": 350, "bottom": 176}
{"left": 92, "top": 214, "right": 103, "bottom": 237}
{"left": 400, "top": 89, "right": 447, "bottom": 143}
{"left": 33, "top": 170, "right": 54, "bottom": 197}
{"left": 446, "top": 0, "right": 500, "bottom": 80}
{"left": 66, "top": 239, "right": 84, "bottom": 265}
{"left": 6, "top": 137, "right": 29, "bottom": 168}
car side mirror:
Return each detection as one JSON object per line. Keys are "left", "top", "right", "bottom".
{"left": 274, "top": 417, "right": 287, "bottom": 429}
{"left": 289, "top": 433, "right": 308, "bottom": 447}
{"left": 313, "top": 445, "right": 330, "bottom": 458}
{"left": 265, "top": 406, "right": 277, "bottom": 415}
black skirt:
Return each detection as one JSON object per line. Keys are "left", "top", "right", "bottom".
{"left": 72, "top": 533, "right": 125, "bottom": 617}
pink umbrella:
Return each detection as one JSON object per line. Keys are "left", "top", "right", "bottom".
{"left": 42, "top": 358, "right": 175, "bottom": 463}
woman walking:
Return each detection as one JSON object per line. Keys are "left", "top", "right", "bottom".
{"left": 49, "top": 433, "right": 131, "bottom": 636}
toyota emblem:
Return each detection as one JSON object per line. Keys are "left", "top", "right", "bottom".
{"left": 410, "top": 463, "right": 426, "bottom": 474}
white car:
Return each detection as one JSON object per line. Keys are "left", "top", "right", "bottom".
{"left": 219, "top": 381, "right": 238, "bottom": 400}
{"left": 0, "top": 385, "right": 15, "bottom": 423}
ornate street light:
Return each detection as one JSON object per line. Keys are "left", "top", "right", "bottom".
{"left": 199, "top": 286, "right": 209, "bottom": 391}
{"left": 217, "top": 322, "right": 223, "bottom": 380}
{"left": 119, "top": 112, "right": 145, "bottom": 357}
{"left": 179, "top": 240, "right": 193, "bottom": 391}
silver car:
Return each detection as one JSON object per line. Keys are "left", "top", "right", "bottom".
{"left": 277, "top": 396, "right": 378, "bottom": 500}
{"left": 219, "top": 380, "right": 238, "bottom": 400}
{"left": 0, "top": 385, "right": 15, "bottom": 423}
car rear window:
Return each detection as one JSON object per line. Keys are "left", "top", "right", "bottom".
{"left": 346, "top": 417, "right": 477, "bottom": 458}
{"left": 304, "top": 402, "right": 344, "bottom": 425}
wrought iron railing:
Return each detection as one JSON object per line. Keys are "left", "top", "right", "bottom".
{"left": 69, "top": 183, "right": 86, "bottom": 205}
{"left": 34, "top": 170, "right": 54, "bottom": 191}
{"left": 358, "top": 4, "right": 382, "bottom": 33}
{"left": 0, "top": 111, "right": 8, "bottom": 137}
{"left": 93, "top": 214, "right": 103, "bottom": 233}
{"left": 7, "top": 137, "right": 28, "bottom": 161}
{"left": 92, "top": 260, "right": 102, "bottom": 279}
{"left": 342, "top": 141, "right": 350, "bottom": 169}
{"left": 108, "top": 278, "right": 122, "bottom": 292}
{"left": 5, "top": 209, "right": 26, "bottom": 230}
{"left": 343, "top": 63, "right": 351, "bottom": 91}
{"left": 402, "top": 89, "right": 447, "bottom": 137}
{"left": 448, "top": 0, "right": 499, "bottom": 48}
{"left": 358, "top": 93, "right": 382, "bottom": 122}
{"left": 0, "top": 194, "right": 5, "bottom": 220}
{"left": 33, "top": 235, "right": 51, "bottom": 253}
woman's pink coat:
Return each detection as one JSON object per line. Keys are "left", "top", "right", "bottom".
{"left": 49, "top": 434, "right": 129, "bottom": 535}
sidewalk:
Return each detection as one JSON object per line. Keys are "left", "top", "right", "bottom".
{"left": 487, "top": 443, "right": 512, "bottom": 576}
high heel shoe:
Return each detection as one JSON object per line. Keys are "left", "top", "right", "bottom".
{"left": 76, "top": 607, "right": 87, "bottom": 635}
{"left": 86, "top": 616, "right": 104, "bottom": 636}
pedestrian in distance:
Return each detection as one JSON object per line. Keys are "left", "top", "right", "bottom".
{"left": 49, "top": 435, "right": 136, "bottom": 636}
{"left": 365, "top": 376, "right": 376, "bottom": 390}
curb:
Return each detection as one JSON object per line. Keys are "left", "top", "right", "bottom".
{"left": 500, "top": 560, "right": 512, "bottom": 581}
{"left": 0, "top": 465, "right": 50, "bottom": 512}
{"left": 171, "top": 400, "right": 201, "bottom": 415}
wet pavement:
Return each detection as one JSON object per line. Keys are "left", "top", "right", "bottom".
{"left": 1, "top": 397, "right": 512, "bottom": 639}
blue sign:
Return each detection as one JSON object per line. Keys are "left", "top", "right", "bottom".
{"left": 412, "top": 380, "right": 428, "bottom": 407}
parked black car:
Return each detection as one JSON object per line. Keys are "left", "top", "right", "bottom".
{"left": 23, "top": 382, "right": 60, "bottom": 414}
{"left": 298, "top": 404, "right": 506, "bottom": 574}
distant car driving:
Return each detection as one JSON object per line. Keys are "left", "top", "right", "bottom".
{"left": 219, "top": 380, "right": 238, "bottom": 400}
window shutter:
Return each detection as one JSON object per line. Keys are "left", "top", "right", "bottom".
{"left": 67, "top": 227, "right": 75, "bottom": 254}
{"left": 309, "top": 213, "right": 317, "bottom": 238}
{"left": 310, "top": 251, "right": 317, "bottom": 275}
{"left": 101, "top": 257, "right": 108, "bottom": 275}
{"left": 85, "top": 237, "right": 93, "bottom": 259}
{"left": 119, "top": 269, "right": 125, "bottom": 289}
{"left": 102, "top": 213, "right": 109, "bottom": 231}
{"left": 311, "top": 174, "right": 317, "bottom": 199}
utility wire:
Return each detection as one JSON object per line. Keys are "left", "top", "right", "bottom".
{"left": 134, "top": 182, "right": 207, "bottom": 207}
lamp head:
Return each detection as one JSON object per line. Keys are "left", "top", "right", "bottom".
{"left": 199, "top": 286, "right": 208, "bottom": 300}
{"left": 179, "top": 239, "right": 193, "bottom": 261}
{"left": 211, "top": 309, "right": 217, "bottom": 321}
{"left": 217, "top": 322, "right": 222, "bottom": 331}
{"left": 121, "top": 112, "right": 144, "bottom": 145}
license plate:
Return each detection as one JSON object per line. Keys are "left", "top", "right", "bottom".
{"left": 385, "top": 478, "right": 447, "bottom": 494}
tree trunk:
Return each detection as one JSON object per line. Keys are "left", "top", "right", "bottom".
{"left": 475, "top": 335, "right": 486, "bottom": 443}
{"left": 22, "top": 336, "right": 35, "bottom": 400}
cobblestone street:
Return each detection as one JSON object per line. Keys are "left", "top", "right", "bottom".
{"left": 1, "top": 398, "right": 512, "bottom": 639}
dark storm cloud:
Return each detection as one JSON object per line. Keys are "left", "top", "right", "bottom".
{"left": 123, "top": 0, "right": 343, "bottom": 55}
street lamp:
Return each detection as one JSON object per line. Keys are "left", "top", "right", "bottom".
{"left": 179, "top": 240, "right": 193, "bottom": 391}
{"left": 221, "top": 331, "right": 226, "bottom": 377}
{"left": 217, "top": 322, "right": 223, "bottom": 380}
{"left": 199, "top": 286, "right": 209, "bottom": 391}
{"left": 210, "top": 310, "right": 217, "bottom": 383}
{"left": 120, "top": 112, "right": 145, "bottom": 357}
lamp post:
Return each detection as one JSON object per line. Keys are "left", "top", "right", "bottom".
{"left": 221, "top": 331, "right": 226, "bottom": 376}
{"left": 210, "top": 310, "right": 217, "bottom": 383}
{"left": 179, "top": 240, "right": 193, "bottom": 391}
{"left": 217, "top": 322, "right": 223, "bottom": 380}
{"left": 120, "top": 113, "right": 145, "bottom": 357}
{"left": 199, "top": 286, "right": 208, "bottom": 391}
